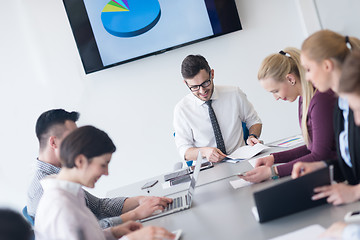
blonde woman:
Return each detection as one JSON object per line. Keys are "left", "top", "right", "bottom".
{"left": 240, "top": 47, "right": 337, "bottom": 183}
{"left": 292, "top": 30, "right": 360, "bottom": 206}
{"left": 302, "top": 38, "right": 360, "bottom": 240}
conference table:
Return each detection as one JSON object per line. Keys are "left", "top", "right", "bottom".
{"left": 107, "top": 137, "right": 360, "bottom": 239}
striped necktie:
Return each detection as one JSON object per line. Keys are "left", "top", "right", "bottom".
{"left": 205, "top": 100, "right": 226, "bottom": 154}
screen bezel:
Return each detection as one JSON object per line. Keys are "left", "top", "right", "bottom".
{"left": 62, "top": 0, "right": 242, "bottom": 74}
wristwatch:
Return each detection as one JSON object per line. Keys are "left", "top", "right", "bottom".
{"left": 249, "top": 134, "right": 258, "bottom": 139}
{"left": 270, "top": 165, "right": 279, "bottom": 180}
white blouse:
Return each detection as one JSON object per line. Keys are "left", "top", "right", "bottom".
{"left": 35, "top": 176, "right": 123, "bottom": 240}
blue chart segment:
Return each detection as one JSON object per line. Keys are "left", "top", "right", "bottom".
{"left": 101, "top": 0, "right": 161, "bottom": 37}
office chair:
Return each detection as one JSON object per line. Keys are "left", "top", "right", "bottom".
{"left": 173, "top": 122, "right": 249, "bottom": 170}
{"left": 22, "top": 206, "right": 34, "bottom": 226}
{"left": 242, "top": 121, "right": 249, "bottom": 141}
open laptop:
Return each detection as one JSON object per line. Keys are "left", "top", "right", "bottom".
{"left": 253, "top": 166, "right": 332, "bottom": 223}
{"left": 141, "top": 151, "right": 202, "bottom": 222}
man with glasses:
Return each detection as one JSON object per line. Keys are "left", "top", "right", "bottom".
{"left": 173, "top": 55, "right": 262, "bottom": 162}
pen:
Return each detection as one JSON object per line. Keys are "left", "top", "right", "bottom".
{"left": 235, "top": 171, "right": 248, "bottom": 177}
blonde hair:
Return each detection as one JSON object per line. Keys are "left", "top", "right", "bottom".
{"left": 338, "top": 50, "right": 360, "bottom": 95}
{"left": 258, "top": 47, "right": 315, "bottom": 145}
{"left": 302, "top": 30, "right": 360, "bottom": 66}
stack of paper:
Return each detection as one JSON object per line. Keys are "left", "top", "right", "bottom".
{"left": 268, "top": 224, "right": 329, "bottom": 240}
{"left": 269, "top": 135, "right": 304, "bottom": 148}
{"left": 225, "top": 143, "right": 270, "bottom": 163}
{"left": 229, "top": 178, "right": 253, "bottom": 189}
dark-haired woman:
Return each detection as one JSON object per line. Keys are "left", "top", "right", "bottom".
{"left": 35, "top": 126, "right": 175, "bottom": 240}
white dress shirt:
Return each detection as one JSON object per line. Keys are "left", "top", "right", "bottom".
{"left": 35, "top": 176, "right": 126, "bottom": 240}
{"left": 173, "top": 85, "right": 262, "bottom": 159}
{"left": 343, "top": 224, "right": 360, "bottom": 240}
{"left": 338, "top": 97, "right": 352, "bottom": 167}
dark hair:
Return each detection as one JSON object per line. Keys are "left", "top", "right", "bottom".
{"left": 181, "top": 55, "right": 211, "bottom": 79}
{"left": 0, "top": 209, "right": 33, "bottom": 240}
{"left": 36, "top": 109, "right": 79, "bottom": 150}
{"left": 338, "top": 50, "right": 360, "bottom": 94}
{"left": 60, "top": 125, "right": 116, "bottom": 168}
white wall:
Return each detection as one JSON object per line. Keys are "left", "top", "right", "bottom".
{"left": 315, "top": 0, "right": 360, "bottom": 37}
{"left": 0, "top": 0, "right": 311, "bottom": 211}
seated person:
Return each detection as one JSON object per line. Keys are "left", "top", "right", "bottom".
{"left": 318, "top": 50, "right": 360, "bottom": 240}
{"left": 321, "top": 221, "right": 360, "bottom": 240}
{"left": 292, "top": 30, "right": 360, "bottom": 206}
{"left": 240, "top": 47, "right": 336, "bottom": 183}
{"left": 35, "top": 126, "right": 175, "bottom": 240}
{"left": 27, "top": 109, "right": 172, "bottom": 228}
{"left": 0, "top": 208, "right": 33, "bottom": 240}
{"left": 173, "top": 54, "right": 262, "bottom": 163}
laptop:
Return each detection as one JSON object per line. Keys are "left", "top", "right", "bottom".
{"left": 141, "top": 151, "right": 202, "bottom": 222}
{"left": 253, "top": 166, "right": 331, "bottom": 223}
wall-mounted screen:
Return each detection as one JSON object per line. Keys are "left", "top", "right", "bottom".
{"left": 63, "top": 0, "right": 242, "bottom": 74}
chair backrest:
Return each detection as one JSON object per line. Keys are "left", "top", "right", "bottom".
{"left": 22, "top": 206, "right": 34, "bottom": 226}
{"left": 242, "top": 122, "right": 249, "bottom": 143}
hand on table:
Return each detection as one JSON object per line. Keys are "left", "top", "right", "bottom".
{"left": 202, "top": 147, "right": 227, "bottom": 163}
{"left": 291, "top": 161, "right": 326, "bottom": 179}
{"left": 239, "top": 165, "right": 272, "bottom": 183}
{"left": 111, "top": 221, "right": 142, "bottom": 238}
{"left": 246, "top": 136, "right": 261, "bottom": 146}
{"left": 133, "top": 196, "right": 173, "bottom": 219}
{"left": 127, "top": 226, "right": 176, "bottom": 240}
{"left": 255, "top": 155, "right": 275, "bottom": 167}
{"left": 312, "top": 183, "right": 360, "bottom": 205}
{"left": 319, "top": 221, "right": 347, "bottom": 239}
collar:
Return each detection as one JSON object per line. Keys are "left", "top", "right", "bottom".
{"left": 40, "top": 176, "right": 84, "bottom": 198}
{"left": 338, "top": 97, "right": 349, "bottom": 111}
{"left": 191, "top": 85, "right": 219, "bottom": 106}
{"left": 36, "top": 158, "right": 61, "bottom": 175}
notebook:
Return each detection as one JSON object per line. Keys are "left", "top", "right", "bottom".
{"left": 253, "top": 166, "right": 331, "bottom": 223}
{"left": 141, "top": 151, "right": 202, "bottom": 222}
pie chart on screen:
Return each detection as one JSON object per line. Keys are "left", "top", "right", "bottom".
{"left": 101, "top": 0, "right": 161, "bottom": 37}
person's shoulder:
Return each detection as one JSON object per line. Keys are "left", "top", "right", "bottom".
{"left": 309, "top": 89, "right": 337, "bottom": 113}
{"left": 174, "top": 93, "right": 195, "bottom": 111}
{"left": 216, "top": 85, "right": 239, "bottom": 91}
{"left": 217, "top": 85, "right": 246, "bottom": 95}
{"left": 41, "top": 185, "right": 79, "bottom": 207}
{"left": 37, "top": 191, "right": 80, "bottom": 224}
{"left": 313, "top": 89, "right": 337, "bottom": 101}
{"left": 27, "top": 163, "right": 50, "bottom": 195}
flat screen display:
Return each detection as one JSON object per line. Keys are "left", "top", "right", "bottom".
{"left": 63, "top": 0, "right": 242, "bottom": 74}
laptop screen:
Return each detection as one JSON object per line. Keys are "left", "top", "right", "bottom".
{"left": 188, "top": 151, "right": 202, "bottom": 199}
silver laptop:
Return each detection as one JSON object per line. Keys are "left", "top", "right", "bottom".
{"left": 141, "top": 151, "right": 202, "bottom": 222}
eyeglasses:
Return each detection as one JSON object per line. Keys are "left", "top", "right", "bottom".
{"left": 187, "top": 73, "right": 212, "bottom": 92}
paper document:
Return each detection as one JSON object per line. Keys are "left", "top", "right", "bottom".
{"left": 229, "top": 178, "right": 252, "bottom": 189}
{"left": 248, "top": 156, "right": 269, "bottom": 167}
{"left": 227, "top": 143, "right": 270, "bottom": 160}
{"left": 172, "top": 229, "right": 182, "bottom": 240}
{"left": 268, "top": 224, "right": 329, "bottom": 240}
{"left": 268, "top": 135, "right": 304, "bottom": 148}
